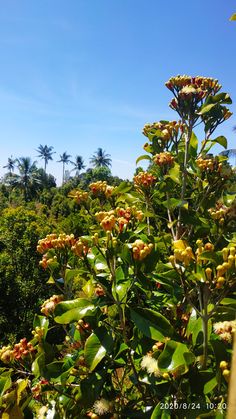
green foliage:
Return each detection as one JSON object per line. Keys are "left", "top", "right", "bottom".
{"left": 0, "top": 207, "right": 52, "bottom": 343}
{"left": 0, "top": 75, "right": 235, "bottom": 418}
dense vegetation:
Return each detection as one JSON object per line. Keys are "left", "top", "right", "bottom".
{"left": 0, "top": 75, "right": 236, "bottom": 418}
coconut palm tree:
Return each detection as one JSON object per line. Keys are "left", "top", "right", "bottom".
{"left": 3, "top": 156, "right": 16, "bottom": 176}
{"left": 71, "top": 155, "right": 86, "bottom": 176}
{"left": 36, "top": 144, "right": 55, "bottom": 173}
{"left": 90, "top": 148, "right": 112, "bottom": 168}
{"left": 13, "top": 157, "right": 41, "bottom": 201}
{"left": 58, "top": 152, "right": 72, "bottom": 184}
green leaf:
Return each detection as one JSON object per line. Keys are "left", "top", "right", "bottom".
{"left": 212, "top": 136, "right": 227, "bottom": 149}
{"left": 162, "top": 198, "right": 188, "bottom": 210}
{"left": 136, "top": 154, "right": 152, "bottom": 165}
{"left": 204, "top": 376, "right": 217, "bottom": 394}
{"left": 151, "top": 403, "right": 162, "bottom": 418}
{"left": 45, "top": 361, "right": 64, "bottom": 378}
{"left": 213, "top": 306, "right": 236, "bottom": 321}
{"left": 54, "top": 298, "right": 95, "bottom": 324}
{"left": 198, "top": 251, "right": 221, "bottom": 264}
{"left": 191, "top": 317, "right": 203, "bottom": 346}
{"left": 84, "top": 327, "right": 113, "bottom": 372}
{"left": 189, "top": 132, "right": 198, "bottom": 158}
{"left": 205, "top": 93, "right": 232, "bottom": 105}
{"left": 33, "top": 315, "right": 49, "bottom": 333}
{"left": 32, "top": 353, "right": 45, "bottom": 378}
{"left": 112, "top": 280, "right": 131, "bottom": 303}
{"left": 0, "top": 374, "right": 12, "bottom": 396}
{"left": 210, "top": 339, "right": 228, "bottom": 366}
{"left": 130, "top": 308, "right": 174, "bottom": 341}
{"left": 199, "top": 104, "right": 216, "bottom": 115}
{"left": 220, "top": 298, "right": 236, "bottom": 307}
{"left": 85, "top": 333, "right": 106, "bottom": 371}
{"left": 158, "top": 340, "right": 195, "bottom": 375}
{"left": 115, "top": 266, "right": 125, "bottom": 282}
{"left": 65, "top": 269, "right": 80, "bottom": 284}
{"left": 166, "top": 162, "right": 180, "bottom": 184}
{"left": 83, "top": 279, "right": 95, "bottom": 298}
{"left": 112, "top": 181, "right": 132, "bottom": 195}
{"left": 230, "top": 13, "right": 236, "bottom": 21}
{"left": 80, "top": 371, "right": 105, "bottom": 406}
{"left": 16, "top": 378, "right": 28, "bottom": 403}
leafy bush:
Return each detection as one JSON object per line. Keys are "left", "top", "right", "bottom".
{"left": 0, "top": 75, "right": 236, "bottom": 418}
{"left": 0, "top": 207, "right": 53, "bottom": 343}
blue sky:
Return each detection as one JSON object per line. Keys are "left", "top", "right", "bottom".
{"left": 0, "top": 0, "right": 236, "bottom": 184}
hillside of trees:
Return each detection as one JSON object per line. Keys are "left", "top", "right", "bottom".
{"left": 0, "top": 148, "right": 125, "bottom": 344}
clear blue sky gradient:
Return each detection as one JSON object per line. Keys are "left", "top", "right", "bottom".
{"left": 1, "top": 0, "right": 236, "bottom": 184}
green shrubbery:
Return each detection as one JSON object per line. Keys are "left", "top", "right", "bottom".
{"left": 0, "top": 75, "right": 236, "bottom": 418}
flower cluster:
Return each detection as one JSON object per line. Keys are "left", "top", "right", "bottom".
{"left": 169, "top": 240, "right": 195, "bottom": 267}
{"left": 165, "top": 75, "right": 221, "bottom": 96}
{"left": 195, "top": 240, "right": 214, "bottom": 262}
{"left": 153, "top": 152, "right": 175, "bottom": 167}
{"left": 197, "top": 157, "right": 232, "bottom": 181}
{"left": 132, "top": 239, "right": 154, "bottom": 260}
{"left": 196, "top": 156, "right": 224, "bottom": 173}
{"left": 95, "top": 207, "right": 143, "bottom": 233}
{"left": 95, "top": 210, "right": 116, "bottom": 231}
{"left": 37, "top": 234, "right": 76, "bottom": 254}
{"left": 170, "top": 239, "right": 236, "bottom": 289}
{"left": 41, "top": 295, "right": 64, "bottom": 316}
{"left": 93, "top": 398, "right": 112, "bottom": 416}
{"left": 213, "top": 320, "right": 236, "bottom": 343}
{"left": 13, "top": 338, "right": 35, "bottom": 360}
{"left": 133, "top": 171, "right": 156, "bottom": 189}
{"left": 71, "top": 238, "right": 90, "bottom": 257}
{"left": 89, "top": 181, "right": 114, "bottom": 198}
{"left": 166, "top": 75, "right": 223, "bottom": 116}
{"left": 220, "top": 361, "right": 231, "bottom": 382}
{"left": 0, "top": 339, "right": 36, "bottom": 364}
{"left": 141, "top": 354, "right": 161, "bottom": 377}
{"left": 116, "top": 206, "right": 144, "bottom": 222}
{"left": 68, "top": 189, "right": 89, "bottom": 204}
{"left": 143, "top": 120, "right": 184, "bottom": 142}
{"left": 39, "top": 255, "right": 58, "bottom": 269}
{"left": 32, "top": 379, "right": 49, "bottom": 400}
{"left": 209, "top": 202, "right": 228, "bottom": 224}
{"left": 94, "top": 284, "right": 105, "bottom": 297}
{"left": 32, "top": 326, "right": 45, "bottom": 341}
{"left": 215, "top": 260, "right": 235, "bottom": 288}
{"left": 0, "top": 346, "right": 14, "bottom": 364}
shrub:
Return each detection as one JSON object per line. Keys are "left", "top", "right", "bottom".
{"left": 0, "top": 75, "right": 236, "bottom": 418}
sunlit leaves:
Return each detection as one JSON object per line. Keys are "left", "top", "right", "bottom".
{"left": 54, "top": 298, "right": 96, "bottom": 324}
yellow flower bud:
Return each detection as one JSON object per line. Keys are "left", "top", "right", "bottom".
{"left": 222, "top": 248, "right": 229, "bottom": 261}
{"left": 204, "top": 242, "right": 214, "bottom": 251}
{"left": 222, "top": 369, "right": 230, "bottom": 382}
{"left": 205, "top": 268, "right": 212, "bottom": 281}
{"left": 217, "top": 276, "right": 225, "bottom": 285}
{"left": 220, "top": 361, "right": 228, "bottom": 370}
{"left": 228, "top": 255, "right": 234, "bottom": 267}
{"left": 222, "top": 262, "right": 230, "bottom": 271}
{"left": 216, "top": 265, "right": 224, "bottom": 277}
{"left": 230, "top": 247, "right": 236, "bottom": 256}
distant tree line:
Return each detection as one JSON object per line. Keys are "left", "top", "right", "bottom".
{"left": 1, "top": 146, "right": 112, "bottom": 201}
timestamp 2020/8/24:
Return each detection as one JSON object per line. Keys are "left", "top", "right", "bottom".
{"left": 160, "top": 402, "right": 227, "bottom": 410}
